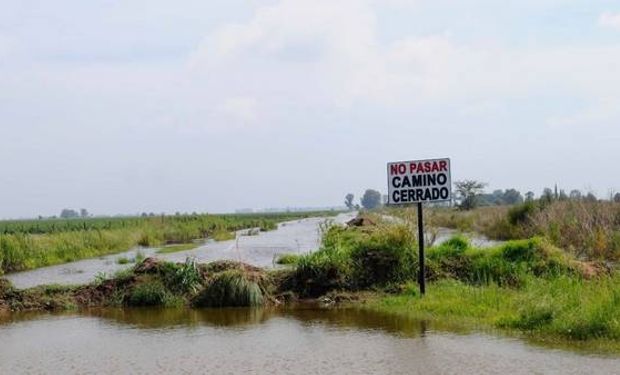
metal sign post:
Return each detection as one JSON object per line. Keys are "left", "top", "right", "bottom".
{"left": 386, "top": 158, "right": 452, "bottom": 296}
{"left": 417, "top": 202, "right": 425, "bottom": 295}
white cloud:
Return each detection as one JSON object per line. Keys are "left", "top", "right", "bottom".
{"left": 599, "top": 11, "right": 620, "bottom": 29}
{"left": 187, "top": 0, "right": 620, "bottom": 114}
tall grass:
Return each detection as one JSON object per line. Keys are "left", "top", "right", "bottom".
{"left": 0, "top": 211, "right": 335, "bottom": 274}
{"left": 388, "top": 201, "right": 620, "bottom": 260}
{"left": 193, "top": 270, "right": 264, "bottom": 307}
{"left": 372, "top": 274, "right": 620, "bottom": 341}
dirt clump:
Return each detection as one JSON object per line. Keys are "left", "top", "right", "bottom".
{"left": 134, "top": 257, "right": 162, "bottom": 274}
{"left": 347, "top": 217, "right": 376, "bottom": 227}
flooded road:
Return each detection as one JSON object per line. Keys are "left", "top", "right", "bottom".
{"left": 0, "top": 307, "right": 617, "bottom": 374}
{"left": 4, "top": 212, "right": 499, "bottom": 289}
{"left": 5, "top": 213, "right": 354, "bottom": 289}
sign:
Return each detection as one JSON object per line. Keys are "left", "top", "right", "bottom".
{"left": 386, "top": 158, "right": 451, "bottom": 205}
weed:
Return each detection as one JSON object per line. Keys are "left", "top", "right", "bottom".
{"left": 274, "top": 253, "right": 302, "bottom": 265}
{"left": 127, "top": 280, "right": 169, "bottom": 306}
{"left": 194, "top": 270, "right": 264, "bottom": 307}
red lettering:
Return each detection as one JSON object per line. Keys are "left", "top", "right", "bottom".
{"left": 439, "top": 160, "right": 447, "bottom": 172}
{"left": 390, "top": 164, "right": 399, "bottom": 175}
{"left": 409, "top": 163, "right": 416, "bottom": 173}
{"left": 390, "top": 164, "right": 407, "bottom": 175}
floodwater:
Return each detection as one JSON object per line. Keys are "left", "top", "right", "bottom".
{"left": 5, "top": 212, "right": 499, "bottom": 289}
{"left": 0, "top": 307, "right": 617, "bottom": 375}
{"left": 5, "top": 213, "right": 354, "bottom": 289}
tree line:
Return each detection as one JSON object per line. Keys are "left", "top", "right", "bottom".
{"left": 346, "top": 181, "right": 620, "bottom": 211}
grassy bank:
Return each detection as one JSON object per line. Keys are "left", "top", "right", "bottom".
{"left": 385, "top": 200, "right": 620, "bottom": 260}
{"left": 0, "top": 211, "right": 336, "bottom": 274}
{"left": 285, "top": 221, "right": 619, "bottom": 342}
{"left": 2, "top": 217, "right": 618, "bottom": 347}
{"left": 370, "top": 276, "right": 620, "bottom": 343}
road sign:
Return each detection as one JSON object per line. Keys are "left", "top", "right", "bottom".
{"left": 386, "top": 157, "right": 452, "bottom": 296}
{"left": 387, "top": 158, "right": 451, "bottom": 205}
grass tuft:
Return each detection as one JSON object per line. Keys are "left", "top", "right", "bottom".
{"left": 194, "top": 270, "right": 264, "bottom": 307}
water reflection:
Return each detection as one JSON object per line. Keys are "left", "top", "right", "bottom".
{"left": 1, "top": 307, "right": 619, "bottom": 375}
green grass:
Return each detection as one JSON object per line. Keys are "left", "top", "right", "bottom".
{"left": 116, "top": 256, "right": 131, "bottom": 265}
{"left": 156, "top": 243, "right": 201, "bottom": 254}
{"left": 0, "top": 211, "right": 337, "bottom": 274}
{"left": 127, "top": 280, "right": 179, "bottom": 307}
{"left": 193, "top": 270, "right": 264, "bottom": 308}
{"left": 211, "top": 230, "right": 236, "bottom": 242}
{"left": 274, "top": 253, "right": 302, "bottom": 265}
{"left": 369, "top": 274, "right": 620, "bottom": 342}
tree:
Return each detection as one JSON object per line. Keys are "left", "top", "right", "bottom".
{"left": 502, "top": 189, "right": 524, "bottom": 205}
{"left": 558, "top": 190, "right": 568, "bottom": 201}
{"left": 60, "top": 209, "right": 79, "bottom": 219}
{"left": 80, "top": 208, "right": 89, "bottom": 218}
{"left": 454, "top": 180, "right": 487, "bottom": 210}
{"left": 614, "top": 193, "right": 620, "bottom": 203}
{"left": 525, "top": 191, "right": 535, "bottom": 202}
{"left": 540, "top": 188, "right": 554, "bottom": 204}
{"left": 360, "top": 189, "right": 382, "bottom": 210}
{"left": 569, "top": 189, "right": 582, "bottom": 200}
{"left": 344, "top": 193, "right": 355, "bottom": 210}
{"left": 584, "top": 192, "right": 597, "bottom": 202}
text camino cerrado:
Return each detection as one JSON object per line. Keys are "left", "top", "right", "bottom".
{"left": 389, "top": 160, "right": 450, "bottom": 203}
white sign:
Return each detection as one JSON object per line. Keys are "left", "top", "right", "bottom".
{"left": 387, "top": 158, "right": 451, "bottom": 204}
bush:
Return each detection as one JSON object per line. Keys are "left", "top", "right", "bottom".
{"left": 158, "top": 258, "right": 202, "bottom": 294}
{"left": 427, "top": 235, "right": 472, "bottom": 280}
{"left": 194, "top": 270, "right": 264, "bottom": 307}
{"left": 293, "top": 250, "right": 350, "bottom": 297}
{"left": 350, "top": 225, "right": 416, "bottom": 288}
{"left": 128, "top": 280, "right": 170, "bottom": 306}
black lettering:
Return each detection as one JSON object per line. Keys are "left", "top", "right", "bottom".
{"left": 437, "top": 173, "right": 447, "bottom": 185}
{"left": 424, "top": 188, "right": 432, "bottom": 200}
{"left": 440, "top": 187, "right": 449, "bottom": 199}
{"left": 401, "top": 176, "right": 411, "bottom": 188}
{"left": 392, "top": 191, "right": 400, "bottom": 203}
{"left": 412, "top": 175, "right": 423, "bottom": 187}
{"left": 392, "top": 176, "right": 401, "bottom": 188}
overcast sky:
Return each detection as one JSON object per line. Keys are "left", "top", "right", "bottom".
{"left": 1, "top": 1, "right": 619, "bottom": 218}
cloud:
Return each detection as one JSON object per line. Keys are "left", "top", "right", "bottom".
{"left": 599, "top": 12, "right": 620, "bottom": 29}
{"left": 187, "top": 0, "right": 620, "bottom": 116}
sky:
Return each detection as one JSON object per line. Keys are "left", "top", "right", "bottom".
{"left": 1, "top": 0, "right": 619, "bottom": 218}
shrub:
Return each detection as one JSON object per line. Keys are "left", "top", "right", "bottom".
{"left": 159, "top": 258, "right": 202, "bottom": 294}
{"left": 194, "top": 270, "right": 264, "bottom": 307}
{"left": 128, "top": 280, "right": 169, "bottom": 306}
{"left": 293, "top": 250, "right": 350, "bottom": 297}
{"left": 350, "top": 225, "right": 416, "bottom": 288}
{"left": 427, "top": 235, "right": 472, "bottom": 280}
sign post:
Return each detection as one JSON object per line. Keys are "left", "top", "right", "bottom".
{"left": 386, "top": 158, "right": 452, "bottom": 295}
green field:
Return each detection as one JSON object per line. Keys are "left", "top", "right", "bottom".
{"left": 0, "top": 211, "right": 337, "bottom": 274}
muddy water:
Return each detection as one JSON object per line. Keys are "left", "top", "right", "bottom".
{"left": 5, "top": 212, "right": 498, "bottom": 289}
{"left": 5, "top": 213, "right": 355, "bottom": 289}
{"left": 0, "top": 307, "right": 618, "bottom": 375}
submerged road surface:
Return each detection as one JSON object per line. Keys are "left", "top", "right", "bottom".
{"left": 5, "top": 213, "right": 355, "bottom": 289}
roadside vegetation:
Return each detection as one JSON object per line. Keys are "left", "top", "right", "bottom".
{"left": 2, "top": 198, "right": 620, "bottom": 347}
{"left": 2, "top": 216, "right": 618, "bottom": 345}
{"left": 0, "top": 211, "right": 335, "bottom": 274}
{"left": 386, "top": 199, "right": 620, "bottom": 261}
